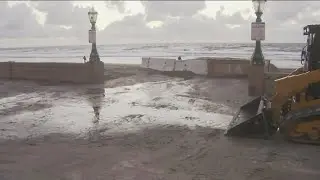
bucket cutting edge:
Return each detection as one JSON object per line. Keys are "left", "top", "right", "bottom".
{"left": 225, "top": 96, "right": 268, "bottom": 137}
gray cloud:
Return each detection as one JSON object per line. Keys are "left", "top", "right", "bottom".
{"left": 264, "top": 1, "right": 320, "bottom": 24}
{"left": 30, "top": 1, "right": 90, "bottom": 40}
{"left": 215, "top": 6, "right": 247, "bottom": 25}
{"left": 101, "top": 14, "right": 149, "bottom": 39}
{"left": 0, "top": 2, "right": 44, "bottom": 38}
{"left": 261, "top": 1, "right": 320, "bottom": 42}
{"left": 101, "top": 12, "right": 250, "bottom": 43}
{"left": 105, "top": 0, "right": 126, "bottom": 13}
{"left": 100, "top": 2, "right": 250, "bottom": 43}
{"left": 0, "top": 1, "right": 319, "bottom": 44}
{"left": 32, "top": 2, "right": 88, "bottom": 27}
{"left": 142, "top": 1, "right": 206, "bottom": 21}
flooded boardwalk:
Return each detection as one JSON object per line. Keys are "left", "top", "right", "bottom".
{"left": 0, "top": 78, "right": 235, "bottom": 140}
{"left": 0, "top": 67, "right": 319, "bottom": 180}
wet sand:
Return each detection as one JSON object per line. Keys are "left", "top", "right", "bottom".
{"left": 0, "top": 64, "right": 319, "bottom": 180}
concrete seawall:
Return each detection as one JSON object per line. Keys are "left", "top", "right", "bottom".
{"left": 206, "top": 58, "right": 249, "bottom": 77}
{"left": 141, "top": 57, "right": 297, "bottom": 97}
{"left": 141, "top": 57, "right": 260, "bottom": 78}
{"left": 0, "top": 61, "right": 104, "bottom": 84}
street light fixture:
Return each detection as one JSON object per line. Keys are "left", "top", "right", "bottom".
{"left": 88, "top": 7, "right": 100, "bottom": 62}
{"left": 253, "top": 0, "right": 266, "bottom": 16}
{"left": 251, "top": 0, "right": 267, "bottom": 65}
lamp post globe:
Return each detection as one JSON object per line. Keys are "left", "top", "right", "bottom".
{"left": 88, "top": 7, "right": 98, "bottom": 27}
{"left": 251, "top": 0, "right": 267, "bottom": 65}
{"left": 88, "top": 7, "right": 100, "bottom": 62}
{"left": 253, "top": 0, "right": 266, "bottom": 15}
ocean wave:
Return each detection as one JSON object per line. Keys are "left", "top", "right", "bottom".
{"left": 122, "top": 44, "right": 170, "bottom": 51}
{"left": 0, "top": 43, "right": 304, "bottom": 64}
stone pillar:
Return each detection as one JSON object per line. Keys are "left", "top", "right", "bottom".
{"left": 86, "top": 60, "right": 104, "bottom": 84}
{"left": 248, "top": 64, "right": 265, "bottom": 96}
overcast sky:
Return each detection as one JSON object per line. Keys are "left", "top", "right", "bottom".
{"left": 0, "top": 1, "right": 319, "bottom": 47}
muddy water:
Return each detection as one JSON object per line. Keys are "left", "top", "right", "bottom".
{"left": 2, "top": 76, "right": 320, "bottom": 180}
{"left": 0, "top": 79, "right": 233, "bottom": 140}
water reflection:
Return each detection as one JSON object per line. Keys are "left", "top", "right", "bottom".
{"left": 92, "top": 106, "right": 101, "bottom": 122}
{"left": 85, "top": 84, "right": 105, "bottom": 141}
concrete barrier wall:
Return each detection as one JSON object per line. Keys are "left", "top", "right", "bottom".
{"left": 175, "top": 60, "right": 188, "bottom": 71}
{"left": 207, "top": 58, "right": 249, "bottom": 77}
{"left": 163, "top": 59, "right": 176, "bottom": 71}
{"left": 185, "top": 59, "right": 208, "bottom": 75}
{"left": 141, "top": 57, "right": 150, "bottom": 68}
{"left": 142, "top": 57, "right": 250, "bottom": 77}
{"left": 0, "top": 62, "right": 11, "bottom": 78}
{"left": 141, "top": 57, "right": 284, "bottom": 79}
{"left": 142, "top": 57, "right": 299, "bottom": 97}
{"left": 0, "top": 61, "right": 104, "bottom": 84}
{"left": 147, "top": 58, "right": 176, "bottom": 71}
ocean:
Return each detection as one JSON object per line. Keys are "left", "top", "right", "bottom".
{"left": 0, "top": 43, "right": 304, "bottom": 68}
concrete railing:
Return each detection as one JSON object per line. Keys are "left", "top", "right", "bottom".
{"left": 141, "top": 57, "right": 256, "bottom": 78}
{"left": 206, "top": 58, "right": 249, "bottom": 77}
{"left": 0, "top": 61, "right": 105, "bottom": 84}
{"left": 141, "top": 57, "right": 176, "bottom": 72}
{"left": 141, "top": 57, "right": 296, "bottom": 97}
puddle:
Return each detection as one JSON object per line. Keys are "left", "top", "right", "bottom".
{"left": 0, "top": 80, "right": 233, "bottom": 139}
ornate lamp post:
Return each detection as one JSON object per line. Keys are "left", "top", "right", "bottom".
{"left": 88, "top": 7, "right": 100, "bottom": 62}
{"left": 251, "top": 0, "right": 267, "bottom": 65}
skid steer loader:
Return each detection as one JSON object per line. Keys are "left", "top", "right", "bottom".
{"left": 225, "top": 24, "right": 320, "bottom": 145}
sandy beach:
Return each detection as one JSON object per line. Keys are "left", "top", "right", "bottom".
{"left": 0, "top": 64, "right": 319, "bottom": 180}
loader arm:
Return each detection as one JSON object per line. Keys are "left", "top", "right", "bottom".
{"left": 270, "top": 69, "right": 320, "bottom": 124}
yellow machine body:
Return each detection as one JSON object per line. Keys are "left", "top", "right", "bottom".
{"left": 225, "top": 68, "right": 320, "bottom": 145}
{"left": 272, "top": 69, "right": 320, "bottom": 144}
{"left": 225, "top": 25, "right": 320, "bottom": 145}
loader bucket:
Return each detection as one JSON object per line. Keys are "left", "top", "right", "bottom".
{"left": 225, "top": 96, "right": 273, "bottom": 138}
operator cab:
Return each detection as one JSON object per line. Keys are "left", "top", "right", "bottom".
{"left": 302, "top": 25, "right": 320, "bottom": 99}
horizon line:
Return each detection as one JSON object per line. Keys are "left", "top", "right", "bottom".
{"left": 0, "top": 42, "right": 305, "bottom": 49}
